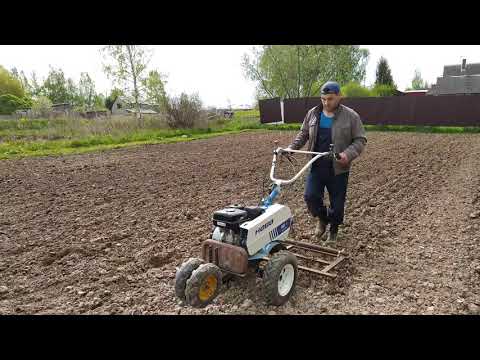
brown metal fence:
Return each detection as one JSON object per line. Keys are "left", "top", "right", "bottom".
{"left": 259, "top": 97, "right": 282, "bottom": 123}
{"left": 260, "top": 95, "right": 480, "bottom": 126}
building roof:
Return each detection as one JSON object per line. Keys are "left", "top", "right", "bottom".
{"left": 427, "top": 60, "right": 480, "bottom": 95}
{"left": 125, "top": 108, "right": 158, "bottom": 114}
{"left": 443, "top": 63, "right": 480, "bottom": 77}
{"left": 114, "top": 96, "right": 158, "bottom": 108}
{"left": 52, "top": 103, "right": 71, "bottom": 107}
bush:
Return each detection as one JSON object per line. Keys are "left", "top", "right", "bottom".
{"left": 341, "top": 82, "right": 373, "bottom": 98}
{"left": 164, "top": 93, "right": 203, "bottom": 129}
{"left": 17, "top": 117, "right": 32, "bottom": 129}
{"left": 31, "top": 96, "right": 53, "bottom": 118}
{"left": 0, "top": 66, "right": 24, "bottom": 98}
{"left": 0, "top": 94, "right": 31, "bottom": 114}
{"left": 371, "top": 84, "right": 397, "bottom": 97}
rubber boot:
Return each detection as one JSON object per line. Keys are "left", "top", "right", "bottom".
{"left": 325, "top": 224, "right": 339, "bottom": 245}
{"left": 314, "top": 217, "right": 327, "bottom": 239}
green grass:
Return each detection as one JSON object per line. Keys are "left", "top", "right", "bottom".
{"left": 232, "top": 109, "right": 260, "bottom": 118}
{"left": 0, "top": 114, "right": 479, "bottom": 160}
{"left": 0, "top": 118, "right": 50, "bottom": 131}
{"left": 0, "top": 129, "right": 269, "bottom": 159}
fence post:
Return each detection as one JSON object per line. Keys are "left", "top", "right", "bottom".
{"left": 280, "top": 99, "right": 284, "bottom": 123}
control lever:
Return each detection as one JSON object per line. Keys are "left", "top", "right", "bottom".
{"left": 329, "top": 144, "right": 341, "bottom": 161}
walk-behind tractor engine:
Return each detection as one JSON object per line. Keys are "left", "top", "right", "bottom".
{"left": 175, "top": 144, "right": 348, "bottom": 308}
{"left": 212, "top": 204, "right": 291, "bottom": 251}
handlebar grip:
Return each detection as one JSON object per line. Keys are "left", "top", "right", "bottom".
{"left": 334, "top": 153, "right": 341, "bottom": 160}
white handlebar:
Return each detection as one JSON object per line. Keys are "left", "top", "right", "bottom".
{"left": 270, "top": 147, "right": 331, "bottom": 185}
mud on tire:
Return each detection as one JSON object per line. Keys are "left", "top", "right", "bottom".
{"left": 175, "top": 257, "right": 205, "bottom": 302}
{"left": 263, "top": 250, "right": 298, "bottom": 306}
{"left": 185, "top": 263, "right": 223, "bottom": 308}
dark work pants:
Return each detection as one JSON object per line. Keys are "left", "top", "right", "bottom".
{"left": 304, "top": 165, "right": 349, "bottom": 226}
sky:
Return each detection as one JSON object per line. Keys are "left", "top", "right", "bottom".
{"left": 1, "top": 45, "right": 480, "bottom": 108}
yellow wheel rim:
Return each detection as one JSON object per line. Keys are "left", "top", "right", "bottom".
{"left": 199, "top": 275, "right": 218, "bottom": 301}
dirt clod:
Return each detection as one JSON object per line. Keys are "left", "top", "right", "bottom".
{"left": 0, "top": 286, "right": 9, "bottom": 295}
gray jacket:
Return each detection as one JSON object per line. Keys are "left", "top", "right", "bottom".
{"left": 288, "top": 103, "right": 367, "bottom": 175}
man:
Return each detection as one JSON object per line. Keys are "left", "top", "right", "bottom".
{"left": 284, "top": 81, "right": 367, "bottom": 244}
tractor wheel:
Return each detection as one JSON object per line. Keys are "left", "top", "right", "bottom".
{"left": 175, "top": 257, "right": 204, "bottom": 302}
{"left": 185, "top": 263, "right": 223, "bottom": 308}
{"left": 263, "top": 250, "right": 298, "bottom": 306}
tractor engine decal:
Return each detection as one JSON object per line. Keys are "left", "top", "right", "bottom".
{"left": 269, "top": 217, "right": 292, "bottom": 240}
{"left": 255, "top": 219, "right": 274, "bottom": 236}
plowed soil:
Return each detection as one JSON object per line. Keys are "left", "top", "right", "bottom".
{"left": 1, "top": 131, "right": 479, "bottom": 315}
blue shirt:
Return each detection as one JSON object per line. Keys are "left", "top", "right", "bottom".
{"left": 319, "top": 112, "right": 333, "bottom": 129}
{"left": 313, "top": 112, "right": 333, "bottom": 170}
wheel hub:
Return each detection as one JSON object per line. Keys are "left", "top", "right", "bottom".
{"left": 199, "top": 274, "right": 218, "bottom": 301}
{"left": 277, "top": 264, "right": 295, "bottom": 297}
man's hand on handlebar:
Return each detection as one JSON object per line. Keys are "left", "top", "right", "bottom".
{"left": 277, "top": 147, "right": 295, "bottom": 164}
{"left": 336, "top": 152, "right": 349, "bottom": 166}
{"left": 277, "top": 147, "right": 291, "bottom": 156}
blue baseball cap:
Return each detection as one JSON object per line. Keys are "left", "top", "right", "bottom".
{"left": 321, "top": 81, "right": 340, "bottom": 95}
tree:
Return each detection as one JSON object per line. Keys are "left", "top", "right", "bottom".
{"left": 142, "top": 69, "right": 167, "bottom": 109}
{"left": 9, "top": 68, "right": 29, "bottom": 91}
{"left": 40, "top": 67, "right": 86, "bottom": 105}
{"left": 10, "top": 67, "right": 20, "bottom": 80}
{"left": 93, "top": 94, "right": 106, "bottom": 110}
{"left": 13, "top": 69, "right": 33, "bottom": 98}
{"left": 29, "top": 71, "right": 43, "bottom": 98}
{"left": 341, "top": 82, "right": 373, "bottom": 97}
{"left": 101, "top": 45, "right": 152, "bottom": 118}
{"left": 242, "top": 45, "right": 369, "bottom": 99}
{"left": 67, "top": 78, "right": 79, "bottom": 105}
{"left": 375, "top": 57, "right": 395, "bottom": 87}
{"left": 10, "top": 68, "right": 50, "bottom": 105}
{"left": 105, "top": 88, "right": 124, "bottom": 111}
{"left": 42, "top": 66, "right": 69, "bottom": 104}
{"left": 19, "top": 71, "right": 31, "bottom": 94}
{"left": 77, "top": 72, "right": 96, "bottom": 108}
{"left": 371, "top": 84, "right": 397, "bottom": 97}
{"left": 2, "top": 67, "right": 36, "bottom": 113}
{"left": 409, "top": 69, "right": 428, "bottom": 90}
{"left": 0, "top": 65, "right": 24, "bottom": 98}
